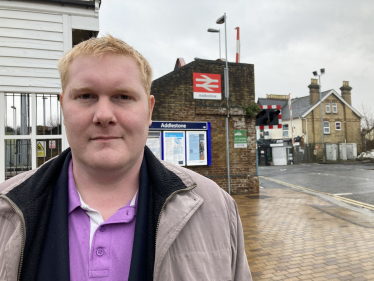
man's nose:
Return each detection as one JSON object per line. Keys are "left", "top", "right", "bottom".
{"left": 92, "top": 98, "right": 117, "bottom": 127}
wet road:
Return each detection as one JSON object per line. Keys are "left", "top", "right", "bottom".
{"left": 259, "top": 162, "right": 374, "bottom": 208}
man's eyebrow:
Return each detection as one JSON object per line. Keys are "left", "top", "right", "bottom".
{"left": 70, "top": 87, "right": 94, "bottom": 92}
{"left": 114, "top": 87, "right": 139, "bottom": 94}
{"left": 70, "top": 87, "right": 140, "bottom": 95}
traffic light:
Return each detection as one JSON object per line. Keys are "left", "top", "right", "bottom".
{"left": 255, "top": 106, "right": 282, "bottom": 129}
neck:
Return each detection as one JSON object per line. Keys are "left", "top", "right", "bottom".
{"left": 72, "top": 153, "right": 143, "bottom": 221}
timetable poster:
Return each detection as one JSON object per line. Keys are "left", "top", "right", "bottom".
{"left": 163, "top": 131, "right": 185, "bottom": 166}
{"left": 186, "top": 131, "right": 207, "bottom": 166}
{"left": 146, "top": 137, "right": 161, "bottom": 160}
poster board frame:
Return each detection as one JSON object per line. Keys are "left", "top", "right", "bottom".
{"left": 186, "top": 131, "right": 207, "bottom": 166}
{"left": 163, "top": 131, "right": 186, "bottom": 166}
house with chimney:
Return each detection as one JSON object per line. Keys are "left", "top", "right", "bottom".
{"left": 257, "top": 79, "right": 362, "bottom": 165}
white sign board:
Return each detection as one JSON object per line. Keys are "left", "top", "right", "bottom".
{"left": 49, "top": 140, "right": 56, "bottom": 149}
{"left": 186, "top": 131, "right": 207, "bottom": 166}
{"left": 163, "top": 131, "right": 185, "bottom": 166}
{"left": 146, "top": 137, "right": 162, "bottom": 160}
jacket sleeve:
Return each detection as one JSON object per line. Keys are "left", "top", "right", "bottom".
{"left": 230, "top": 199, "right": 253, "bottom": 281}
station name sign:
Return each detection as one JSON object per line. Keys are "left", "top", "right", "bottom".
{"left": 150, "top": 121, "right": 207, "bottom": 130}
{"left": 193, "top": 73, "right": 222, "bottom": 100}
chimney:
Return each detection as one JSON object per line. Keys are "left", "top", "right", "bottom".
{"left": 340, "top": 81, "right": 352, "bottom": 105}
{"left": 308, "top": 78, "right": 320, "bottom": 105}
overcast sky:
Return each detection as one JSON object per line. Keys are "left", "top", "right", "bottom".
{"left": 99, "top": 0, "right": 374, "bottom": 114}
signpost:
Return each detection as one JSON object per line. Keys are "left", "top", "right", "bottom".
{"left": 148, "top": 121, "right": 212, "bottom": 166}
{"left": 193, "top": 73, "right": 221, "bottom": 100}
{"left": 37, "top": 141, "right": 45, "bottom": 157}
{"left": 255, "top": 105, "right": 282, "bottom": 173}
{"left": 234, "top": 130, "right": 247, "bottom": 148}
{"left": 49, "top": 140, "right": 56, "bottom": 149}
{"left": 255, "top": 105, "right": 282, "bottom": 129}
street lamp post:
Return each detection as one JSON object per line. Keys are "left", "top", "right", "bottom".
{"left": 207, "top": 28, "right": 221, "bottom": 59}
{"left": 313, "top": 68, "right": 326, "bottom": 162}
{"left": 216, "top": 13, "right": 231, "bottom": 194}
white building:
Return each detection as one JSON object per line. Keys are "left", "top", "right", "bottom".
{"left": 0, "top": 0, "right": 100, "bottom": 182}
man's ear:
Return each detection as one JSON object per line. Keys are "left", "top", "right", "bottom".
{"left": 59, "top": 93, "right": 65, "bottom": 125}
{"left": 148, "top": 95, "right": 155, "bottom": 126}
{"left": 59, "top": 93, "right": 63, "bottom": 108}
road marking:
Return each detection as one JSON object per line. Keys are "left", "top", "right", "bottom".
{"left": 259, "top": 176, "right": 374, "bottom": 211}
{"left": 333, "top": 193, "right": 352, "bottom": 196}
{"left": 260, "top": 186, "right": 264, "bottom": 189}
{"left": 309, "top": 172, "right": 371, "bottom": 181}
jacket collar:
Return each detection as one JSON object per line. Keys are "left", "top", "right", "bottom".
{"left": 6, "top": 148, "right": 72, "bottom": 281}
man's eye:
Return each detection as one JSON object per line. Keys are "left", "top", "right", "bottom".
{"left": 81, "top": 94, "right": 92, "bottom": 99}
{"left": 119, "top": 95, "right": 130, "bottom": 100}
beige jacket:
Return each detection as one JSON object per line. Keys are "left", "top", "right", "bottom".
{"left": 0, "top": 157, "right": 251, "bottom": 281}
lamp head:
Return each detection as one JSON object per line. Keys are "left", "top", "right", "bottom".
{"left": 216, "top": 15, "right": 225, "bottom": 24}
{"left": 320, "top": 68, "right": 325, "bottom": 75}
{"left": 207, "top": 28, "right": 219, "bottom": 33}
{"left": 313, "top": 71, "right": 318, "bottom": 77}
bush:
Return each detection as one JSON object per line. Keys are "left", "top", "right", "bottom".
{"left": 242, "top": 103, "right": 261, "bottom": 118}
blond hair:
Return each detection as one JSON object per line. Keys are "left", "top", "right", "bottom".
{"left": 58, "top": 34, "right": 153, "bottom": 95}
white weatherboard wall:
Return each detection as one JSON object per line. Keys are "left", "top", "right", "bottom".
{"left": 0, "top": 0, "right": 99, "bottom": 93}
{"left": 0, "top": 0, "right": 99, "bottom": 182}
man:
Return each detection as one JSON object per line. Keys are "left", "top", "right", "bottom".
{"left": 0, "top": 35, "right": 252, "bottom": 281}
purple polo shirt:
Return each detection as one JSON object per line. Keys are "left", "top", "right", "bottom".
{"left": 68, "top": 160, "right": 138, "bottom": 281}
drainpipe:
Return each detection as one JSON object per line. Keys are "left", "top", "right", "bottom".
{"left": 301, "top": 117, "right": 308, "bottom": 162}
{"left": 301, "top": 117, "right": 308, "bottom": 144}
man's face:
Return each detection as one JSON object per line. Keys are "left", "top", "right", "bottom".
{"left": 61, "top": 54, "right": 155, "bottom": 172}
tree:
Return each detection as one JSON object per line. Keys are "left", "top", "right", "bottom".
{"left": 359, "top": 103, "right": 374, "bottom": 151}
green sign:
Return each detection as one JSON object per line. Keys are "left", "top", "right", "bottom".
{"left": 234, "top": 130, "right": 247, "bottom": 148}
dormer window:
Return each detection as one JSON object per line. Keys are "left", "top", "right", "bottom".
{"left": 326, "top": 103, "right": 331, "bottom": 113}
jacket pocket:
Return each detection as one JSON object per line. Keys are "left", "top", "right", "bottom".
{"left": 158, "top": 247, "right": 232, "bottom": 281}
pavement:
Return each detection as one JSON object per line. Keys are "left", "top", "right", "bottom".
{"left": 233, "top": 188, "right": 374, "bottom": 281}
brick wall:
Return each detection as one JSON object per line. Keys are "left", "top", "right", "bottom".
{"left": 151, "top": 59, "right": 258, "bottom": 194}
{"left": 305, "top": 93, "right": 362, "bottom": 156}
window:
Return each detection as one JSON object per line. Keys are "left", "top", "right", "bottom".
{"left": 1, "top": 93, "right": 66, "bottom": 182}
{"left": 326, "top": 103, "right": 331, "bottom": 113}
{"left": 332, "top": 103, "right": 338, "bottom": 113}
{"left": 324, "top": 122, "right": 330, "bottom": 134}
{"left": 283, "top": 124, "right": 289, "bottom": 137}
{"left": 335, "top": 122, "right": 341, "bottom": 130}
{"left": 260, "top": 130, "right": 264, "bottom": 139}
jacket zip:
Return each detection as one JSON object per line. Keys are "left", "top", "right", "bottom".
{"left": 0, "top": 194, "right": 26, "bottom": 281}
{"left": 155, "top": 183, "right": 197, "bottom": 246}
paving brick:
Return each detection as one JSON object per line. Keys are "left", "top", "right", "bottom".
{"left": 233, "top": 188, "right": 374, "bottom": 281}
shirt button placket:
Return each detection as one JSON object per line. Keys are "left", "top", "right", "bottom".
{"left": 96, "top": 247, "right": 105, "bottom": 256}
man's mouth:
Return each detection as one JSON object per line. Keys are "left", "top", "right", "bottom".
{"left": 91, "top": 136, "right": 120, "bottom": 141}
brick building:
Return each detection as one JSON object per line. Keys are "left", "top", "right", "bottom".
{"left": 305, "top": 79, "right": 362, "bottom": 155}
{"left": 257, "top": 79, "right": 362, "bottom": 164}
{"left": 151, "top": 58, "right": 258, "bottom": 194}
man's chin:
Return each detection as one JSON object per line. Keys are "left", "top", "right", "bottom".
{"left": 81, "top": 159, "right": 130, "bottom": 174}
